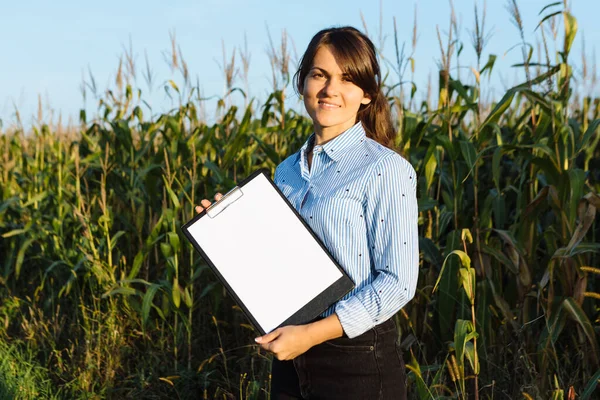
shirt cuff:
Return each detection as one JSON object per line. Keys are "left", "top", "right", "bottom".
{"left": 334, "top": 295, "right": 374, "bottom": 339}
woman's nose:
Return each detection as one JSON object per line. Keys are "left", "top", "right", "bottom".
{"left": 321, "top": 77, "right": 341, "bottom": 96}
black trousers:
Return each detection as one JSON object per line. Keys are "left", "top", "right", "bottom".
{"left": 271, "top": 318, "right": 407, "bottom": 400}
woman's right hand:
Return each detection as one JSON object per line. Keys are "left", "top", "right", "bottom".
{"left": 195, "top": 193, "right": 223, "bottom": 214}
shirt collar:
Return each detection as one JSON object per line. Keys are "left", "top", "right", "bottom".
{"left": 299, "top": 121, "right": 366, "bottom": 164}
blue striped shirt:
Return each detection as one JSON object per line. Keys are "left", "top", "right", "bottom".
{"left": 273, "top": 121, "right": 419, "bottom": 338}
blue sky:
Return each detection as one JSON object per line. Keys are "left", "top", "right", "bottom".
{"left": 1, "top": 0, "right": 598, "bottom": 127}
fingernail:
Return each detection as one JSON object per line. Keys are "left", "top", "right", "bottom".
{"left": 254, "top": 337, "right": 261, "bottom": 343}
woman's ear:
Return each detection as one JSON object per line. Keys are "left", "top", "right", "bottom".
{"left": 360, "top": 95, "right": 372, "bottom": 105}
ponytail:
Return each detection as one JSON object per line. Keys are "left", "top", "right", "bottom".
{"left": 358, "top": 89, "right": 396, "bottom": 150}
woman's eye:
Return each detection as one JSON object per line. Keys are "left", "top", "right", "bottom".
{"left": 312, "top": 73, "right": 324, "bottom": 78}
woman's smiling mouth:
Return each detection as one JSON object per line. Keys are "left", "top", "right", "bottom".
{"left": 318, "top": 101, "right": 341, "bottom": 109}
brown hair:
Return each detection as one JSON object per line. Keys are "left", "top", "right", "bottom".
{"left": 294, "top": 26, "right": 396, "bottom": 148}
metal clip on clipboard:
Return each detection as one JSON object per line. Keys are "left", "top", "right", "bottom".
{"left": 206, "top": 186, "right": 244, "bottom": 218}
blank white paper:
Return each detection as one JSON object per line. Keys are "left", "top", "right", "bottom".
{"left": 186, "top": 173, "right": 343, "bottom": 333}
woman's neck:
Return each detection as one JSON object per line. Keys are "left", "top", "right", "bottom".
{"left": 313, "top": 120, "right": 359, "bottom": 145}
{"left": 313, "top": 127, "right": 344, "bottom": 145}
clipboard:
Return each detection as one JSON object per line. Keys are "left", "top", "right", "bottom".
{"left": 181, "top": 169, "right": 354, "bottom": 335}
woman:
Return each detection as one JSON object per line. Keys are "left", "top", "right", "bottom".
{"left": 197, "top": 26, "right": 419, "bottom": 400}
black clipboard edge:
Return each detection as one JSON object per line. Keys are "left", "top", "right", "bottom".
{"left": 181, "top": 168, "right": 355, "bottom": 335}
{"left": 279, "top": 275, "right": 353, "bottom": 327}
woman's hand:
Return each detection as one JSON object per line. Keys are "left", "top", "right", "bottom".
{"left": 255, "top": 314, "right": 344, "bottom": 360}
{"left": 255, "top": 325, "right": 313, "bottom": 361}
{"left": 195, "top": 193, "right": 223, "bottom": 214}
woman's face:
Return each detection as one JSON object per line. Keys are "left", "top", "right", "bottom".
{"left": 302, "top": 45, "right": 371, "bottom": 139}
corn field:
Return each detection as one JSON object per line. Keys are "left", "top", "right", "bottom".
{"left": 1, "top": 2, "right": 599, "bottom": 399}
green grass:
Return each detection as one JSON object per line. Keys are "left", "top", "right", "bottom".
{"left": 0, "top": 340, "right": 61, "bottom": 400}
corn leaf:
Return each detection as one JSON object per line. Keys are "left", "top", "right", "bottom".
{"left": 142, "top": 284, "right": 161, "bottom": 329}
{"left": 562, "top": 298, "right": 598, "bottom": 362}
{"left": 581, "top": 368, "right": 600, "bottom": 400}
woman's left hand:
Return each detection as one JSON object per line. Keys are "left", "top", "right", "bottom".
{"left": 255, "top": 325, "right": 314, "bottom": 360}
{"left": 255, "top": 314, "right": 344, "bottom": 360}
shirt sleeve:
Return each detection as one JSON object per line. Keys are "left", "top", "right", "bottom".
{"left": 334, "top": 153, "right": 419, "bottom": 338}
